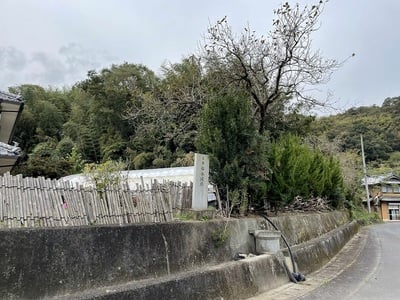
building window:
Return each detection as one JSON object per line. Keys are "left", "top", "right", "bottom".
{"left": 389, "top": 203, "right": 400, "bottom": 220}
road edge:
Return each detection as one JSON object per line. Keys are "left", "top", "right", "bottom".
{"left": 247, "top": 226, "right": 369, "bottom": 300}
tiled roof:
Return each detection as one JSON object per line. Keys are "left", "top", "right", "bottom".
{"left": 0, "top": 141, "right": 21, "bottom": 157}
{"left": 361, "top": 173, "right": 400, "bottom": 185}
{"left": 0, "top": 90, "right": 23, "bottom": 104}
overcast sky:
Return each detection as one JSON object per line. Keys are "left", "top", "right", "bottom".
{"left": 1, "top": 0, "right": 399, "bottom": 113}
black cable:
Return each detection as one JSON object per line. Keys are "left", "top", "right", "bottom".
{"left": 256, "top": 212, "right": 305, "bottom": 283}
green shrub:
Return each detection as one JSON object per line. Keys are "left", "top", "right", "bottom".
{"left": 267, "top": 134, "right": 345, "bottom": 209}
{"left": 211, "top": 227, "right": 230, "bottom": 247}
{"left": 351, "top": 207, "right": 382, "bottom": 225}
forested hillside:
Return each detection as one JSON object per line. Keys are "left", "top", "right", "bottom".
{"left": 311, "top": 97, "right": 400, "bottom": 173}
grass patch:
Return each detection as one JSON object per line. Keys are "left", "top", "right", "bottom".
{"left": 211, "top": 227, "right": 230, "bottom": 247}
{"left": 174, "top": 211, "right": 196, "bottom": 221}
{"left": 351, "top": 207, "right": 382, "bottom": 225}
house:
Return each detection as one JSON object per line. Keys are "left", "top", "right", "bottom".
{"left": 362, "top": 173, "right": 400, "bottom": 221}
{"left": 0, "top": 91, "right": 24, "bottom": 174}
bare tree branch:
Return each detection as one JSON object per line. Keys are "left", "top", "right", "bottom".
{"left": 202, "top": 1, "right": 352, "bottom": 134}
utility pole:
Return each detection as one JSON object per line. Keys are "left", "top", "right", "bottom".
{"left": 361, "top": 134, "right": 371, "bottom": 213}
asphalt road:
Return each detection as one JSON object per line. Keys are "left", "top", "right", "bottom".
{"left": 249, "top": 222, "right": 400, "bottom": 300}
{"left": 301, "top": 222, "right": 400, "bottom": 300}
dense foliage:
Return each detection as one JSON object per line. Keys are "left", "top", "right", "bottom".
{"left": 311, "top": 97, "right": 400, "bottom": 172}
{"left": 196, "top": 91, "right": 268, "bottom": 207}
{"left": 267, "top": 134, "right": 345, "bottom": 209}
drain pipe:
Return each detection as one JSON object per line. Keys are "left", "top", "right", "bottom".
{"left": 256, "top": 212, "right": 305, "bottom": 283}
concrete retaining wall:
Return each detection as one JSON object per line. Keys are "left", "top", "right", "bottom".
{"left": 0, "top": 211, "right": 352, "bottom": 299}
{"left": 64, "top": 253, "right": 290, "bottom": 300}
{"left": 58, "top": 220, "right": 359, "bottom": 300}
{"left": 292, "top": 220, "right": 359, "bottom": 274}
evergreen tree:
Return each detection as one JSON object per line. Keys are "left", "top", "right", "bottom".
{"left": 196, "top": 91, "right": 268, "bottom": 209}
{"left": 267, "top": 134, "right": 345, "bottom": 209}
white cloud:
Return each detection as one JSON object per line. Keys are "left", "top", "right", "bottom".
{"left": 0, "top": 44, "right": 119, "bottom": 90}
{"left": 0, "top": 47, "right": 27, "bottom": 71}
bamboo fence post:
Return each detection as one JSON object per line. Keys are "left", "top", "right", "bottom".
{"left": 137, "top": 190, "right": 145, "bottom": 223}
{"left": 20, "top": 176, "right": 30, "bottom": 227}
{"left": 118, "top": 190, "right": 126, "bottom": 225}
{"left": 26, "top": 177, "right": 35, "bottom": 227}
{"left": 136, "top": 184, "right": 145, "bottom": 223}
{"left": 34, "top": 177, "right": 46, "bottom": 227}
{"left": 50, "top": 179, "right": 67, "bottom": 227}
{"left": 147, "top": 183, "right": 155, "bottom": 222}
{"left": 158, "top": 185, "right": 167, "bottom": 222}
{"left": 4, "top": 174, "right": 12, "bottom": 228}
{"left": 110, "top": 188, "right": 120, "bottom": 224}
{"left": 120, "top": 183, "right": 130, "bottom": 223}
{"left": 78, "top": 185, "right": 89, "bottom": 225}
{"left": 97, "top": 190, "right": 108, "bottom": 225}
{"left": 70, "top": 182, "right": 83, "bottom": 226}
{"left": 38, "top": 177, "right": 53, "bottom": 227}
{"left": 45, "top": 178, "right": 61, "bottom": 227}
{"left": 138, "top": 189, "right": 146, "bottom": 222}
{"left": 106, "top": 189, "right": 115, "bottom": 224}
{"left": 74, "top": 184, "right": 85, "bottom": 226}
{"left": 158, "top": 183, "right": 169, "bottom": 222}
{"left": 54, "top": 179, "right": 66, "bottom": 226}
{"left": 141, "top": 187, "right": 149, "bottom": 223}
{"left": 22, "top": 175, "right": 33, "bottom": 227}
{"left": 151, "top": 181, "right": 159, "bottom": 222}
{"left": 121, "top": 185, "right": 134, "bottom": 223}
{"left": 10, "top": 174, "right": 18, "bottom": 228}
{"left": 16, "top": 174, "right": 25, "bottom": 227}
{"left": 29, "top": 177, "right": 39, "bottom": 226}
{"left": 0, "top": 175, "right": 6, "bottom": 227}
{"left": 6, "top": 174, "right": 12, "bottom": 228}
{"left": 0, "top": 175, "right": 3, "bottom": 227}
{"left": 165, "top": 184, "right": 174, "bottom": 221}
{"left": 85, "top": 185, "right": 98, "bottom": 225}
{"left": 75, "top": 184, "right": 89, "bottom": 226}
{"left": 103, "top": 189, "right": 112, "bottom": 224}
{"left": 62, "top": 181, "right": 74, "bottom": 226}
{"left": 60, "top": 181, "right": 72, "bottom": 226}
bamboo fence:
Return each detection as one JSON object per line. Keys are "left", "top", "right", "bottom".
{"left": 0, "top": 173, "right": 192, "bottom": 228}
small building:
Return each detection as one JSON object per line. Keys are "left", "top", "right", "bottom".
{"left": 362, "top": 174, "right": 400, "bottom": 221}
{"left": 59, "top": 164, "right": 217, "bottom": 205}
{"left": 0, "top": 91, "right": 24, "bottom": 174}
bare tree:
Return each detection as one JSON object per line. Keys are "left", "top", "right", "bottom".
{"left": 202, "top": 1, "right": 352, "bottom": 134}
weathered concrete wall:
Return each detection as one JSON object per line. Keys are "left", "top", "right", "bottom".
{"left": 291, "top": 220, "right": 359, "bottom": 275}
{"left": 228, "top": 210, "right": 350, "bottom": 253}
{"left": 57, "top": 220, "right": 359, "bottom": 300}
{"left": 0, "top": 211, "right": 351, "bottom": 299}
{"left": 63, "top": 253, "right": 290, "bottom": 300}
{"left": 263, "top": 210, "right": 350, "bottom": 245}
{"left": 0, "top": 222, "right": 232, "bottom": 299}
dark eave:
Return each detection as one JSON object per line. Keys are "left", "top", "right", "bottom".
{"left": 0, "top": 91, "right": 24, "bottom": 104}
{"left": 381, "top": 197, "right": 400, "bottom": 202}
{"left": 0, "top": 90, "right": 24, "bottom": 144}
